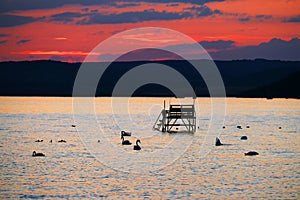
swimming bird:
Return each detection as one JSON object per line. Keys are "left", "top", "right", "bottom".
{"left": 121, "top": 135, "right": 132, "bottom": 145}
{"left": 121, "top": 131, "right": 131, "bottom": 137}
{"left": 32, "top": 151, "right": 45, "bottom": 157}
{"left": 71, "top": 125, "right": 76, "bottom": 127}
{"left": 244, "top": 151, "right": 259, "bottom": 156}
{"left": 49, "top": 139, "right": 52, "bottom": 143}
{"left": 35, "top": 139, "right": 43, "bottom": 142}
{"left": 58, "top": 139, "right": 66, "bottom": 143}
{"left": 246, "top": 125, "right": 250, "bottom": 128}
{"left": 133, "top": 139, "right": 141, "bottom": 150}
{"left": 241, "top": 136, "right": 248, "bottom": 140}
{"left": 215, "top": 137, "right": 223, "bottom": 146}
{"left": 237, "top": 125, "right": 242, "bottom": 129}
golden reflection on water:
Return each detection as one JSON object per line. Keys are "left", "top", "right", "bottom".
{"left": 1, "top": 96, "right": 299, "bottom": 114}
{"left": 0, "top": 97, "right": 299, "bottom": 199}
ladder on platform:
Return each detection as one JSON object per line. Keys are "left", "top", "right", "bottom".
{"left": 153, "top": 100, "right": 196, "bottom": 133}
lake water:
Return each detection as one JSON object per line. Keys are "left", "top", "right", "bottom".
{"left": 0, "top": 97, "right": 299, "bottom": 199}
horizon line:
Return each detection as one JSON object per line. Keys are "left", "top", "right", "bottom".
{"left": 1, "top": 58, "right": 300, "bottom": 64}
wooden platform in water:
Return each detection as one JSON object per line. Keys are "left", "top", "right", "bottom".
{"left": 153, "top": 101, "right": 196, "bottom": 133}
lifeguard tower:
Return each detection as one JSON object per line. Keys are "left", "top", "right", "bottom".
{"left": 153, "top": 99, "right": 196, "bottom": 133}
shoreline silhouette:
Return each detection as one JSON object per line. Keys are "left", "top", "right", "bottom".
{"left": 0, "top": 59, "right": 299, "bottom": 98}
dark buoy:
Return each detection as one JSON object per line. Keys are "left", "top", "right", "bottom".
{"left": 222, "top": 126, "right": 225, "bottom": 129}
{"left": 237, "top": 125, "right": 242, "bottom": 129}
{"left": 244, "top": 151, "right": 259, "bottom": 156}
{"left": 32, "top": 151, "right": 45, "bottom": 157}
{"left": 215, "top": 137, "right": 223, "bottom": 146}
{"left": 241, "top": 136, "right": 248, "bottom": 140}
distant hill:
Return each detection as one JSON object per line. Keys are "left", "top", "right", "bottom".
{"left": 0, "top": 59, "right": 299, "bottom": 98}
{"left": 243, "top": 70, "right": 300, "bottom": 98}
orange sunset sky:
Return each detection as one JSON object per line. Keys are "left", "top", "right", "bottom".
{"left": 0, "top": 0, "right": 299, "bottom": 62}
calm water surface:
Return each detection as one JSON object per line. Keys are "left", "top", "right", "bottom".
{"left": 0, "top": 97, "right": 299, "bottom": 199}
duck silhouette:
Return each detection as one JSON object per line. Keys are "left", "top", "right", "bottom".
{"left": 32, "top": 151, "right": 45, "bottom": 157}
{"left": 121, "top": 135, "right": 132, "bottom": 145}
{"left": 133, "top": 139, "right": 141, "bottom": 150}
{"left": 121, "top": 131, "right": 131, "bottom": 137}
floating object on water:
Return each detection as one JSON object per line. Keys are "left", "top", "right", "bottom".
{"left": 241, "top": 136, "right": 248, "bottom": 140}
{"left": 244, "top": 151, "right": 259, "bottom": 156}
{"left": 32, "top": 151, "right": 45, "bottom": 157}
{"left": 222, "top": 126, "right": 226, "bottom": 129}
{"left": 121, "top": 135, "right": 131, "bottom": 145}
{"left": 215, "top": 137, "right": 223, "bottom": 146}
{"left": 279, "top": 127, "right": 282, "bottom": 129}
{"left": 71, "top": 125, "right": 76, "bottom": 127}
{"left": 121, "top": 131, "right": 131, "bottom": 137}
{"left": 237, "top": 125, "right": 242, "bottom": 129}
{"left": 133, "top": 139, "right": 141, "bottom": 150}
{"left": 58, "top": 139, "right": 66, "bottom": 143}
{"left": 35, "top": 139, "right": 43, "bottom": 142}
{"left": 49, "top": 139, "right": 52, "bottom": 143}
{"left": 246, "top": 125, "right": 250, "bottom": 128}
{"left": 98, "top": 140, "right": 100, "bottom": 143}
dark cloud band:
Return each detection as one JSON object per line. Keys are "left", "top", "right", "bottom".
{"left": 0, "top": 15, "right": 36, "bottom": 27}
{"left": 1, "top": 0, "right": 224, "bottom": 12}
{"left": 16, "top": 39, "right": 31, "bottom": 45}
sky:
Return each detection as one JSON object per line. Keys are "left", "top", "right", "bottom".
{"left": 0, "top": 0, "right": 299, "bottom": 62}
